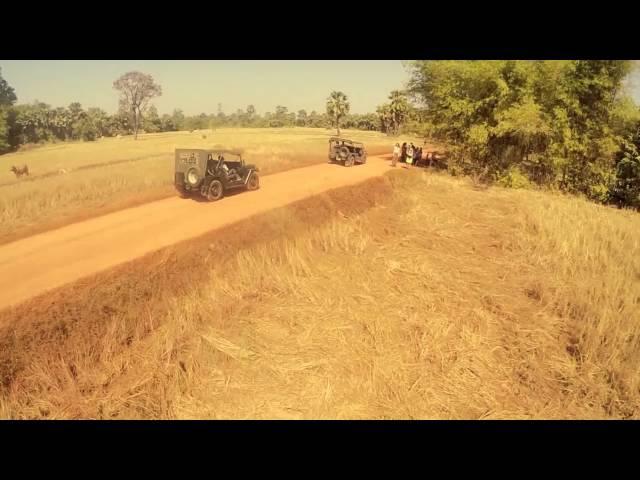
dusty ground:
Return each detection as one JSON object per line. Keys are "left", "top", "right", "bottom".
{"left": 1, "top": 161, "right": 637, "bottom": 419}
{"left": 0, "top": 128, "right": 410, "bottom": 244}
{"left": 0, "top": 156, "right": 392, "bottom": 310}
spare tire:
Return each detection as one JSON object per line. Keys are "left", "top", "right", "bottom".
{"left": 339, "top": 146, "right": 350, "bottom": 159}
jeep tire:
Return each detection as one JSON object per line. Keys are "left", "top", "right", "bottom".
{"left": 247, "top": 172, "right": 260, "bottom": 191}
{"left": 206, "top": 179, "right": 224, "bottom": 202}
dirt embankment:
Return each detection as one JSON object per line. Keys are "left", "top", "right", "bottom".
{"left": 0, "top": 156, "right": 394, "bottom": 311}
{"left": 0, "top": 147, "right": 393, "bottom": 247}
{"left": 0, "top": 174, "right": 394, "bottom": 394}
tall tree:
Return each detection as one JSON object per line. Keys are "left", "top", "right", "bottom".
{"left": 0, "top": 68, "right": 17, "bottom": 153}
{"left": 246, "top": 105, "right": 256, "bottom": 125}
{"left": 110, "top": 110, "right": 132, "bottom": 136}
{"left": 307, "top": 110, "right": 326, "bottom": 128}
{"left": 271, "top": 105, "right": 289, "bottom": 127}
{"left": 143, "top": 105, "right": 162, "bottom": 133}
{"left": 113, "top": 71, "right": 162, "bottom": 139}
{"left": 49, "top": 107, "right": 70, "bottom": 140}
{"left": 0, "top": 110, "right": 9, "bottom": 153}
{"left": 326, "top": 91, "right": 350, "bottom": 136}
{"left": 171, "top": 109, "right": 185, "bottom": 131}
{"left": 67, "top": 102, "right": 87, "bottom": 140}
{"left": 388, "top": 90, "right": 410, "bottom": 134}
{"left": 376, "top": 104, "right": 393, "bottom": 134}
{"left": 160, "top": 114, "right": 176, "bottom": 132}
{"left": 297, "top": 109, "right": 308, "bottom": 127}
{"left": 13, "top": 101, "right": 53, "bottom": 144}
{"left": 0, "top": 67, "right": 17, "bottom": 107}
{"left": 610, "top": 122, "right": 640, "bottom": 209}
{"left": 86, "top": 107, "right": 109, "bottom": 137}
{"left": 406, "top": 60, "right": 634, "bottom": 201}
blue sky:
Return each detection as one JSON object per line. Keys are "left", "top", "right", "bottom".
{"left": 0, "top": 60, "right": 410, "bottom": 116}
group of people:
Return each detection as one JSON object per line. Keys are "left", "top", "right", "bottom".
{"left": 391, "top": 142, "right": 436, "bottom": 168}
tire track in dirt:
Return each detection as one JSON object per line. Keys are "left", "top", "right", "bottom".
{"left": 0, "top": 174, "right": 395, "bottom": 393}
{"left": 0, "top": 156, "right": 392, "bottom": 312}
{"left": 0, "top": 147, "right": 393, "bottom": 247}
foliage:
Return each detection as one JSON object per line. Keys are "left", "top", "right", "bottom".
{"left": 113, "top": 71, "right": 162, "bottom": 140}
{"left": 326, "top": 91, "right": 350, "bottom": 136}
{"left": 0, "top": 107, "right": 10, "bottom": 154}
{"left": 610, "top": 124, "right": 640, "bottom": 209}
{"left": 0, "top": 65, "right": 14, "bottom": 152}
{"left": 0, "top": 67, "right": 16, "bottom": 107}
{"left": 406, "top": 60, "right": 640, "bottom": 208}
{"left": 376, "top": 90, "right": 411, "bottom": 134}
{"left": 495, "top": 165, "right": 532, "bottom": 189}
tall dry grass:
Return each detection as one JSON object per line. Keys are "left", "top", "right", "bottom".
{"left": 1, "top": 128, "right": 391, "bottom": 183}
{"left": 1, "top": 169, "right": 637, "bottom": 419}
{"left": 0, "top": 128, "right": 407, "bottom": 243}
{"left": 513, "top": 190, "right": 640, "bottom": 417}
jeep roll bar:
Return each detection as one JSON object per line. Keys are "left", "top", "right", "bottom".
{"left": 329, "top": 137, "right": 363, "bottom": 147}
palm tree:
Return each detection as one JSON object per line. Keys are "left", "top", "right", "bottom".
{"left": 376, "top": 104, "right": 393, "bottom": 134}
{"left": 326, "top": 91, "right": 350, "bottom": 137}
{"left": 388, "top": 90, "right": 410, "bottom": 135}
{"left": 246, "top": 105, "right": 256, "bottom": 125}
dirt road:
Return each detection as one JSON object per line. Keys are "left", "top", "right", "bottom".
{"left": 0, "top": 156, "right": 391, "bottom": 311}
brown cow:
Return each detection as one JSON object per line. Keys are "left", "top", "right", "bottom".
{"left": 10, "top": 165, "right": 30, "bottom": 178}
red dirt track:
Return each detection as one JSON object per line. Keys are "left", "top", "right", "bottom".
{"left": 0, "top": 156, "right": 391, "bottom": 312}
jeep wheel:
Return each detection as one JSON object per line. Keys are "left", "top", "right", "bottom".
{"left": 247, "top": 172, "right": 260, "bottom": 191}
{"left": 344, "top": 155, "right": 355, "bottom": 167}
{"left": 206, "top": 180, "right": 224, "bottom": 201}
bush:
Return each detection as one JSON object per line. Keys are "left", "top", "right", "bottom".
{"left": 0, "top": 107, "right": 10, "bottom": 154}
{"left": 73, "top": 118, "right": 99, "bottom": 141}
{"left": 610, "top": 135, "right": 640, "bottom": 209}
{"left": 495, "top": 166, "right": 532, "bottom": 189}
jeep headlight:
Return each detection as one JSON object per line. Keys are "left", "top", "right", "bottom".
{"left": 186, "top": 168, "right": 199, "bottom": 185}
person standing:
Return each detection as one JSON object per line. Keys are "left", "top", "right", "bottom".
{"left": 392, "top": 143, "right": 400, "bottom": 167}
{"left": 400, "top": 142, "right": 407, "bottom": 164}
{"left": 406, "top": 143, "right": 414, "bottom": 167}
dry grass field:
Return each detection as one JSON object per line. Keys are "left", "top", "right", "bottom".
{"left": 0, "top": 128, "right": 410, "bottom": 244}
{"left": 1, "top": 166, "right": 637, "bottom": 419}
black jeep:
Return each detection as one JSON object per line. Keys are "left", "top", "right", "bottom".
{"left": 328, "top": 137, "right": 367, "bottom": 167}
{"left": 174, "top": 148, "right": 260, "bottom": 201}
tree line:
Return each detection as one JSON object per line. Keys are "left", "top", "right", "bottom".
{"left": 0, "top": 69, "right": 399, "bottom": 155}
{"left": 2, "top": 62, "right": 637, "bottom": 209}
{"left": 406, "top": 60, "right": 640, "bottom": 209}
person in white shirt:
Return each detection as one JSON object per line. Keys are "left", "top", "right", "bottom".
{"left": 392, "top": 143, "right": 400, "bottom": 167}
{"left": 219, "top": 155, "right": 239, "bottom": 181}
